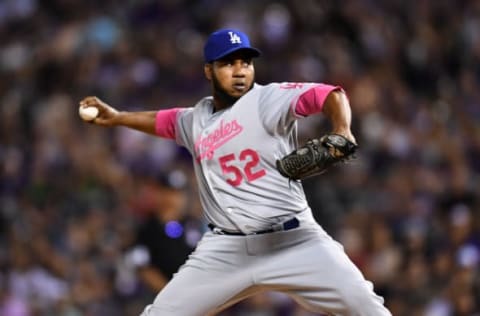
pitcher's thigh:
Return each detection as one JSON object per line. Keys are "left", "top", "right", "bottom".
{"left": 292, "top": 278, "right": 390, "bottom": 316}
{"left": 140, "top": 264, "right": 253, "bottom": 316}
{"left": 259, "top": 237, "right": 391, "bottom": 316}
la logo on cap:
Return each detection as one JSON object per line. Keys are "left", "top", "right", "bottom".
{"left": 228, "top": 32, "right": 242, "bottom": 44}
{"left": 203, "top": 28, "right": 261, "bottom": 62}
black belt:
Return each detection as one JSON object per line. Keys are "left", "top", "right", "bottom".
{"left": 208, "top": 217, "right": 299, "bottom": 236}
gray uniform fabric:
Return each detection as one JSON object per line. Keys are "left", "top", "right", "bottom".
{"left": 176, "top": 83, "right": 312, "bottom": 233}
{"left": 141, "top": 83, "right": 391, "bottom": 315}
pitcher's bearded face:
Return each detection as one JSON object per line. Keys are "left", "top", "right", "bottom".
{"left": 208, "top": 51, "right": 255, "bottom": 106}
{"left": 211, "top": 69, "right": 254, "bottom": 106}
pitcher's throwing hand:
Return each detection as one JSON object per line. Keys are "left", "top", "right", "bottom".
{"left": 81, "top": 28, "right": 391, "bottom": 316}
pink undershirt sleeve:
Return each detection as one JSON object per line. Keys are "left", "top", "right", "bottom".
{"left": 155, "top": 108, "right": 182, "bottom": 139}
{"left": 294, "top": 84, "right": 343, "bottom": 117}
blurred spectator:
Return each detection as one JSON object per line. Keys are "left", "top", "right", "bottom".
{"left": 0, "top": 274, "right": 30, "bottom": 316}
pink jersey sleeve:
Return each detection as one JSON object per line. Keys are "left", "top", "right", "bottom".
{"left": 155, "top": 108, "right": 182, "bottom": 139}
{"left": 294, "top": 84, "right": 342, "bottom": 117}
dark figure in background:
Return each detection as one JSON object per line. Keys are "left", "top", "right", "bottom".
{"left": 127, "top": 172, "right": 199, "bottom": 292}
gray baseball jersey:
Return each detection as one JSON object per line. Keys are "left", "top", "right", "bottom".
{"left": 175, "top": 82, "right": 317, "bottom": 234}
{"left": 142, "top": 82, "right": 392, "bottom": 316}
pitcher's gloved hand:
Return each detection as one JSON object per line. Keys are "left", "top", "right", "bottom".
{"left": 276, "top": 134, "right": 357, "bottom": 180}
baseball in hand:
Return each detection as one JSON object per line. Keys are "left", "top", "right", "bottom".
{"left": 79, "top": 106, "right": 99, "bottom": 121}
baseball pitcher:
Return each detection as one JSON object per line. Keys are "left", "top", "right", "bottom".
{"left": 79, "top": 29, "right": 392, "bottom": 316}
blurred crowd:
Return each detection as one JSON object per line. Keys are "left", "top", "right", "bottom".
{"left": 1, "top": 0, "right": 479, "bottom": 315}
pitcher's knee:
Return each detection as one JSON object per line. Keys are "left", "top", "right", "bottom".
{"left": 138, "top": 304, "right": 180, "bottom": 316}
{"left": 139, "top": 304, "right": 152, "bottom": 316}
{"left": 339, "top": 283, "right": 390, "bottom": 315}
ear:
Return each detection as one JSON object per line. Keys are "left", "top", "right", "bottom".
{"left": 204, "top": 63, "right": 212, "bottom": 81}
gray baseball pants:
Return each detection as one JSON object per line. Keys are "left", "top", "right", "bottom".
{"left": 140, "top": 219, "right": 391, "bottom": 316}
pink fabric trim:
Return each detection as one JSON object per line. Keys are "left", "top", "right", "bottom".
{"left": 155, "top": 108, "right": 182, "bottom": 139}
{"left": 294, "top": 84, "right": 342, "bottom": 117}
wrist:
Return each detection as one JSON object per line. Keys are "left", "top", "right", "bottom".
{"left": 331, "top": 125, "right": 350, "bottom": 136}
{"left": 331, "top": 128, "right": 355, "bottom": 143}
{"left": 112, "top": 111, "right": 126, "bottom": 126}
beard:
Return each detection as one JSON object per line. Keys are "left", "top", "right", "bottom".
{"left": 211, "top": 72, "right": 254, "bottom": 107}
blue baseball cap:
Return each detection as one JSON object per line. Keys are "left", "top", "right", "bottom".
{"left": 204, "top": 29, "right": 261, "bottom": 63}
